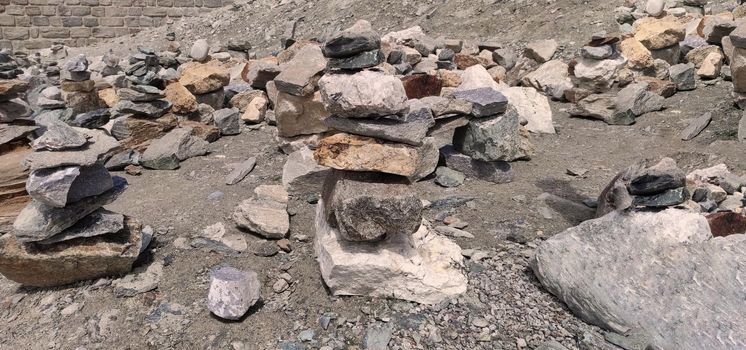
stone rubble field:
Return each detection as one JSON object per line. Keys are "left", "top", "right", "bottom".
{"left": 1, "top": 0, "right": 746, "bottom": 349}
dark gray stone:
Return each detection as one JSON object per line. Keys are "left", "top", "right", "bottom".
{"left": 323, "top": 20, "right": 381, "bottom": 58}
{"left": 633, "top": 187, "right": 688, "bottom": 207}
{"left": 105, "top": 150, "right": 140, "bottom": 171}
{"left": 212, "top": 108, "right": 241, "bottom": 136}
{"left": 669, "top": 63, "right": 696, "bottom": 91}
{"left": 38, "top": 209, "right": 125, "bottom": 245}
{"left": 453, "top": 105, "right": 534, "bottom": 162}
{"left": 226, "top": 157, "right": 257, "bottom": 185}
{"left": 322, "top": 170, "right": 422, "bottom": 242}
{"left": 327, "top": 49, "right": 385, "bottom": 70}
{"left": 435, "top": 166, "right": 465, "bottom": 188}
{"left": 13, "top": 177, "right": 127, "bottom": 243}
{"left": 440, "top": 145, "right": 515, "bottom": 184}
{"left": 24, "top": 128, "right": 120, "bottom": 171}
{"left": 140, "top": 127, "right": 209, "bottom": 170}
{"left": 115, "top": 100, "right": 172, "bottom": 118}
{"left": 680, "top": 112, "right": 712, "bottom": 141}
{"left": 72, "top": 109, "right": 111, "bottom": 129}
{"left": 27, "top": 164, "right": 113, "bottom": 208}
{"left": 323, "top": 105, "right": 434, "bottom": 146}
{"left": 452, "top": 88, "right": 508, "bottom": 117}
{"left": 628, "top": 157, "right": 685, "bottom": 195}
{"left": 116, "top": 88, "right": 165, "bottom": 102}
{"left": 31, "top": 121, "right": 88, "bottom": 151}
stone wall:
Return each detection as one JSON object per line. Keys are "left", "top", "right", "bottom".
{"left": 0, "top": 0, "right": 234, "bottom": 51}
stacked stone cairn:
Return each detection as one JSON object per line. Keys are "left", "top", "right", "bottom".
{"left": 310, "top": 21, "right": 467, "bottom": 305}
{"left": 0, "top": 54, "right": 35, "bottom": 233}
{"left": 0, "top": 117, "right": 149, "bottom": 287}
{"left": 59, "top": 54, "right": 105, "bottom": 115}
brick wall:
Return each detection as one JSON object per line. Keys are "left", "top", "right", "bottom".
{"left": 0, "top": 0, "right": 235, "bottom": 51}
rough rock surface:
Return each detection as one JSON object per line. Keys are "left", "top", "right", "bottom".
{"left": 207, "top": 267, "right": 262, "bottom": 321}
{"left": 314, "top": 133, "right": 427, "bottom": 177}
{"left": 453, "top": 106, "right": 534, "bottom": 162}
{"left": 315, "top": 200, "right": 467, "bottom": 305}
{"left": 532, "top": 209, "right": 746, "bottom": 350}
{"left": 0, "top": 216, "right": 142, "bottom": 287}
{"left": 233, "top": 198, "right": 289, "bottom": 239}
{"left": 318, "top": 71, "right": 409, "bottom": 118}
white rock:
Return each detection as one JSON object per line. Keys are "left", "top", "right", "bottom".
{"left": 315, "top": 200, "right": 467, "bottom": 305}
{"left": 496, "top": 86, "right": 555, "bottom": 134}
{"left": 645, "top": 0, "right": 665, "bottom": 17}
{"left": 190, "top": 39, "right": 209, "bottom": 62}
{"left": 521, "top": 60, "right": 573, "bottom": 100}
{"left": 318, "top": 71, "right": 409, "bottom": 118}
{"left": 456, "top": 65, "right": 501, "bottom": 91}
{"left": 207, "top": 267, "right": 261, "bottom": 320}
{"left": 573, "top": 56, "right": 627, "bottom": 92}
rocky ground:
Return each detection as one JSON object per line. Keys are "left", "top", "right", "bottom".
{"left": 2, "top": 0, "right": 746, "bottom": 350}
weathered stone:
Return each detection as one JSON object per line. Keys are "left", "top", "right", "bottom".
{"left": 573, "top": 56, "right": 627, "bottom": 92}
{"left": 401, "top": 74, "right": 442, "bottom": 99}
{"left": 453, "top": 53, "right": 482, "bottom": 70}
{"left": 457, "top": 65, "right": 500, "bottom": 91}
{"left": 680, "top": 112, "right": 712, "bottom": 140}
{"left": 0, "top": 216, "right": 143, "bottom": 287}
{"left": 493, "top": 48, "right": 518, "bottom": 70}
{"left": 323, "top": 20, "right": 381, "bottom": 58}
{"left": 225, "top": 157, "right": 256, "bottom": 185}
{"left": 620, "top": 37, "right": 654, "bottom": 69}
{"left": 634, "top": 16, "right": 686, "bottom": 50}
{"left": 732, "top": 47, "right": 746, "bottom": 93}
{"left": 212, "top": 108, "right": 241, "bottom": 136}
{"left": 63, "top": 90, "right": 105, "bottom": 114}
{"left": 0, "top": 124, "right": 36, "bottom": 147}
{"left": 705, "top": 212, "right": 746, "bottom": 237}
{"left": 72, "top": 109, "right": 111, "bottom": 129}
{"left": 496, "top": 86, "right": 555, "bottom": 134}
{"left": 242, "top": 59, "right": 281, "bottom": 89}
{"left": 24, "top": 128, "right": 120, "bottom": 172}
{"left": 32, "top": 121, "right": 88, "bottom": 151}
{"left": 274, "top": 45, "right": 327, "bottom": 96}
{"left": 696, "top": 51, "right": 723, "bottom": 79}
{"left": 63, "top": 54, "right": 88, "bottom": 73}
{"left": 453, "top": 106, "right": 534, "bottom": 162}
{"left": 27, "top": 164, "right": 113, "bottom": 208}
{"left": 521, "top": 60, "right": 573, "bottom": 100}
{"left": 115, "top": 100, "right": 172, "bottom": 119}
{"left": 140, "top": 127, "right": 209, "bottom": 170}
{"left": 729, "top": 24, "right": 746, "bottom": 48}
{"left": 233, "top": 198, "right": 289, "bottom": 239}
{"left": 524, "top": 39, "right": 558, "bottom": 63}
{"left": 282, "top": 147, "right": 330, "bottom": 196}
{"left": 180, "top": 64, "right": 230, "bottom": 95}
{"left": 636, "top": 76, "right": 677, "bottom": 97}
{"left": 328, "top": 50, "right": 384, "bottom": 70}
{"left": 116, "top": 88, "right": 163, "bottom": 103}
{"left": 633, "top": 187, "right": 688, "bottom": 207}
{"left": 440, "top": 145, "right": 515, "bottom": 184}
{"left": 314, "top": 133, "right": 427, "bottom": 177}
{"left": 60, "top": 80, "right": 95, "bottom": 94}
{"left": 533, "top": 208, "right": 746, "bottom": 350}
{"left": 419, "top": 96, "right": 472, "bottom": 117}
{"left": 669, "top": 63, "right": 696, "bottom": 90}
{"left": 275, "top": 91, "right": 330, "bottom": 138}
{"left": 38, "top": 209, "right": 124, "bottom": 245}
{"left": 567, "top": 94, "right": 624, "bottom": 125}
{"left": 318, "top": 71, "right": 409, "bottom": 118}
{"left": 614, "top": 82, "right": 665, "bottom": 121}
{"left": 700, "top": 15, "right": 736, "bottom": 44}
{"left": 190, "top": 39, "right": 209, "bottom": 62}
{"left": 315, "top": 201, "right": 467, "bottom": 305}
{"left": 207, "top": 267, "right": 261, "bottom": 320}
{"left": 581, "top": 45, "right": 614, "bottom": 60}
{"left": 194, "top": 89, "right": 225, "bottom": 110}
{"left": 685, "top": 45, "right": 722, "bottom": 68}
{"left": 452, "top": 88, "right": 508, "bottom": 117}
{"left": 228, "top": 90, "right": 265, "bottom": 112}
{"left": 324, "top": 106, "right": 433, "bottom": 146}
{"left": 0, "top": 98, "right": 33, "bottom": 123}
{"left": 241, "top": 95, "right": 268, "bottom": 124}
{"left": 323, "top": 170, "right": 422, "bottom": 242}
{"left": 435, "top": 166, "right": 465, "bottom": 188}
{"left": 13, "top": 177, "right": 127, "bottom": 243}
{"left": 163, "top": 82, "right": 198, "bottom": 114}
{"left": 0, "top": 79, "right": 29, "bottom": 100}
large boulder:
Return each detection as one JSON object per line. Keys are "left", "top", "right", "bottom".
{"left": 532, "top": 209, "right": 746, "bottom": 349}
{"left": 315, "top": 200, "right": 467, "bottom": 305}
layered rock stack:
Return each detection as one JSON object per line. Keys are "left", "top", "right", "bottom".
{"left": 0, "top": 122, "right": 149, "bottom": 287}
{"left": 0, "top": 60, "right": 35, "bottom": 234}
{"left": 60, "top": 54, "right": 104, "bottom": 114}
{"left": 311, "top": 21, "right": 467, "bottom": 305}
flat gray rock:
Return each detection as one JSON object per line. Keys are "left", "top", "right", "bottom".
{"left": 24, "top": 128, "right": 120, "bottom": 171}
{"left": 27, "top": 164, "right": 113, "bottom": 208}
{"left": 452, "top": 88, "right": 508, "bottom": 117}
{"left": 213, "top": 108, "right": 241, "bottom": 136}
{"left": 440, "top": 145, "right": 515, "bottom": 184}
{"left": 13, "top": 177, "right": 127, "bottom": 243}
{"left": 318, "top": 70, "right": 409, "bottom": 118}
{"left": 38, "top": 209, "right": 124, "bottom": 245}
{"left": 116, "top": 88, "right": 165, "bottom": 102}
{"left": 207, "top": 267, "right": 261, "bottom": 320}
{"left": 0, "top": 124, "right": 36, "bottom": 146}
{"left": 532, "top": 209, "right": 746, "bottom": 350}
{"left": 114, "top": 100, "right": 172, "bottom": 118}
{"left": 453, "top": 105, "right": 535, "bottom": 162}
{"left": 225, "top": 157, "right": 256, "bottom": 185}
{"left": 32, "top": 120, "right": 88, "bottom": 151}
{"left": 323, "top": 103, "right": 433, "bottom": 146}
{"left": 323, "top": 19, "right": 381, "bottom": 58}
{"left": 680, "top": 112, "right": 712, "bottom": 141}
{"left": 141, "top": 127, "right": 209, "bottom": 170}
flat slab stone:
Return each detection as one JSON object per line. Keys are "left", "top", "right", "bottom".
{"left": 13, "top": 177, "right": 127, "bottom": 243}
{"left": 38, "top": 209, "right": 124, "bottom": 245}
{"left": 31, "top": 121, "right": 88, "bottom": 151}
{"left": 27, "top": 164, "right": 113, "bottom": 208}
{"left": 532, "top": 209, "right": 746, "bottom": 350}
{"left": 0, "top": 216, "right": 143, "bottom": 287}
{"left": 23, "top": 128, "right": 120, "bottom": 171}
{"left": 232, "top": 198, "right": 289, "bottom": 239}
{"left": 315, "top": 200, "right": 467, "bottom": 305}
{"left": 323, "top": 104, "right": 433, "bottom": 146}
{"left": 452, "top": 88, "right": 508, "bottom": 117}
{"left": 314, "top": 133, "right": 424, "bottom": 177}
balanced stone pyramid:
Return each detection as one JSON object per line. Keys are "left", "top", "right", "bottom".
{"left": 0, "top": 60, "right": 148, "bottom": 287}
{"left": 312, "top": 21, "right": 467, "bottom": 305}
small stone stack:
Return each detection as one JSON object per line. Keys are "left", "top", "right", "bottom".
{"left": 115, "top": 49, "right": 171, "bottom": 121}
{"left": 60, "top": 54, "right": 104, "bottom": 114}
{"left": 312, "top": 21, "right": 467, "bottom": 305}
{"left": 0, "top": 123, "right": 148, "bottom": 287}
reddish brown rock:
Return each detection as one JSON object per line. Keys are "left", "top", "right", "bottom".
{"left": 706, "top": 212, "right": 746, "bottom": 237}
{"left": 179, "top": 120, "right": 221, "bottom": 142}
{"left": 401, "top": 74, "right": 443, "bottom": 99}
{"left": 0, "top": 217, "right": 144, "bottom": 287}
{"left": 60, "top": 79, "right": 95, "bottom": 93}
{"left": 0, "top": 79, "right": 28, "bottom": 98}
{"left": 454, "top": 53, "right": 482, "bottom": 70}
{"left": 120, "top": 114, "right": 179, "bottom": 151}
{"left": 637, "top": 76, "right": 677, "bottom": 97}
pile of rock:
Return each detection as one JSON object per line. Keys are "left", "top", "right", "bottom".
{"left": 0, "top": 73, "right": 35, "bottom": 233}
{"left": 0, "top": 122, "right": 149, "bottom": 287}
{"left": 533, "top": 157, "right": 746, "bottom": 350}
{"left": 60, "top": 54, "right": 105, "bottom": 115}
{"left": 597, "top": 157, "right": 746, "bottom": 217}
{"left": 311, "top": 21, "right": 467, "bottom": 305}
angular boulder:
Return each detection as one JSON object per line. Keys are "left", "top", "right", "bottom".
{"left": 318, "top": 71, "right": 409, "bottom": 118}
{"left": 453, "top": 106, "right": 535, "bottom": 162}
